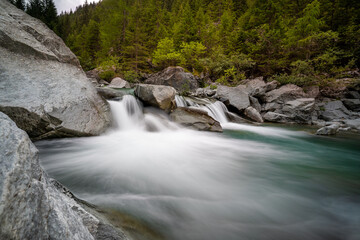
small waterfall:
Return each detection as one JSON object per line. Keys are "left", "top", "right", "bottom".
{"left": 175, "top": 95, "right": 229, "bottom": 124}
{"left": 109, "top": 95, "right": 178, "bottom": 132}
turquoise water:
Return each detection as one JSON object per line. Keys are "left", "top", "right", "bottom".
{"left": 36, "top": 99, "right": 360, "bottom": 240}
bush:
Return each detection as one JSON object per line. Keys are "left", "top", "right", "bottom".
{"left": 123, "top": 70, "right": 140, "bottom": 83}
{"left": 99, "top": 70, "right": 115, "bottom": 81}
{"left": 270, "top": 73, "right": 314, "bottom": 87}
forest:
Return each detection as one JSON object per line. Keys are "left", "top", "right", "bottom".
{"left": 12, "top": 0, "right": 360, "bottom": 87}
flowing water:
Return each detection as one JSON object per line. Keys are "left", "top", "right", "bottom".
{"left": 37, "top": 95, "right": 360, "bottom": 240}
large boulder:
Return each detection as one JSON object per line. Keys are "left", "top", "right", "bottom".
{"left": 170, "top": 107, "right": 222, "bottom": 132}
{"left": 318, "top": 100, "right": 351, "bottom": 121}
{"left": 0, "top": 112, "right": 128, "bottom": 240}
{"left": 145, "top": 66, "right": 199, "bottom": 92}
{"left": 215, "top": 85, "right": 250, "bottom": 112}
{"left": 0, "top": 1, "right": 111, "bottom": 140}
{"left": 264, "top": 84, "right": 305, "bottom": 104}
{"left": 135, "top": 84, "right": 176, "bottom": 112}
{"left": 282, "top": 98, "right": 315, "bottom": 124}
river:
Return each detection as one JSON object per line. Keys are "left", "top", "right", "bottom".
{"left": 36, "top": 95, "right": 360, "bottom": 240}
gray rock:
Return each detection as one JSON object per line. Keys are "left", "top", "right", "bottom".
{"left": 244, "top": 106, "right": 263, "bottom": 123}
{"left": 265, "top": 84, "right": 305, "bottom": 103}
{"left": 347, "top": 91, "right": 360, "bottom": 99}
{"left": 145, "top": 66, "right": 199, "bottom": 92}
{"left": 244, "top": 77, "right": 267, "bottom": 97}
{"left": 0, "top": 112, "right": 128, "bottom": 240}
{"left": 319, "top": 100, "right": 351, "bottom": 121}
{"left": 344, "top": 118, "right": 360, "bottom": 131}
{"left": 282, "top": 98, "right": 315, "bottom": 124}
{"left": 226, "top": 112, "right": 253, "bottom": 124}
{"left": 0, "top": 1, "right": 111, "bottom": 140}
{"left": 135, "top": 84, "right": 176, "bottom": 112}
{"left": 96, "top": 87, "right": 133, "bottom": 99}
{"left": 215, "top": 85, "right": 250, "bottom": 112}
{"left": 316, "top": 123, "right": 340, "bottom": 135}
{"left": 249, "top": 96, "right": 262, "bottom": 113}
{"left": 263, "top": 112, "right": 290, "bottom": 123}
{"left": 108, "top": 77, "right": 131, "bottom": 88}
{"left": 170, "top": 107, "right": 222, "bottom": 132}
{"left": 342, "top": 99, "right": 360, "bottom": 112}
{"left": 265, "top": 80, "right": 279, "bottom": 92}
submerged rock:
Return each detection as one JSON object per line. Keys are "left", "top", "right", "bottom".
{"left": 0, "top": 112, "right": 128, "bottom": 240}
{"left": 135, "top": 84, "right": 176, "bottom": 112}
{"left": 145, "top": 66, "right": 199, "bottom": 92}
{"left": 0, "top": 1, "right": 111, "bottom": 140}
{"left": 170, "top": 107, "right": 222, "bottom": 132}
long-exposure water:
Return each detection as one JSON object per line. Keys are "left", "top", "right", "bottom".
{"left": 36, "top": 95, "right": 360, "bottom": 240}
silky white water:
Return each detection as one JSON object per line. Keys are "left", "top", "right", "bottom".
{"left": 37, "top": 95, "right": 360, "bottom": 240}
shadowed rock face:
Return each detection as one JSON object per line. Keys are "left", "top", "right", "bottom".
{"left": 0, "top": 0, "right": 111, "bottom": 140}
{"left": 0, "top": 112, "right": 128, "bottom": 240}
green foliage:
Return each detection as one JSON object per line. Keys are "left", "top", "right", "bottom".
{"left": 99, "top": 70, "right": 115, "bottom": 81}
{"left": 123, "top": 70, "right": 141, "bottom": 83}
{"left": 152, "top": 38, "right": 184, "bottom": 68}
{"left": 53, "top": 0, "right": 360, "bottom": 87}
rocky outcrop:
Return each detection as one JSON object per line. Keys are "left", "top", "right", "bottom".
{"left": 264, "top": 84, "right": 305, "bottom": 104}
{"left": 0, "top": 112, "right": 128, "bottom": 240}
{"left": 215, "top": 85, "right": 250, "bottom": 112}
{"left": 135, "top": 84, "right": 176, "bottom": 112}
{"left": 0, "top": 1, "right": 111, "bottom": 140}
{"left": 108, "top": 77, "right": 131, "bottom": 88}
{"left": 342, "top": 99, "right": 360, "bottom": 112}
{"left": 263, "top": 112, "right": 290, "bottom": 123}
{"left": 170, "top": 107, "right": 222, "bottom": 132}
{"left": 282, "top": 98, "right": 315, "bottom": 124}
{"left": 145, "top": 66, "right": 199, "bottom": 92}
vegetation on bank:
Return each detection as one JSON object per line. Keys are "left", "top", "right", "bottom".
{"left": 9, "top": 0, "right": 360, "bottom": 87}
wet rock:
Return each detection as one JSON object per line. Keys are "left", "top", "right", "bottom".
{"left": 145, "top": 66, "right": 199, "bottom": 92}
{"left": 244, "top": 106, "right": 263, "bottom": 123}
{"left": 96, "top": 87, "right": 132, "bottom": 99}
{"left": 316, "top": 123, "right": 340, "bottom": 135}
{"left": 226, "top": 112, "right": 253, "bottom": 124}
{"left": 0, "top": 1, "right": 111, "bottom": 140}
{"left": 215, "top": 85, "right": 250, "bottom": 112}
{"left": 135, "top": 84, "right": 176, "bottom": 112}
{"left": 170, "top": 107, "right": 222, "bottom": 132}
{"left": 0, "top": 112, "right": 128, "bottom": 240}
{"left": 108, "top": 77, "right": 131, "bottom": 88}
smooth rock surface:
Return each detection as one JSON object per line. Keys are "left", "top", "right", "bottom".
{"left": 0, "top": 1, "right": 111, "bottom": 139}
{"left": 96, "top": 87, "right": 133, "bottom": 99}
{"left": 0, "top": 112, "right": 128, "bottom": 240}
{"left": 263, "top": 112, "right": 290, "bottom": 123}
{"left": 170, "top": 107, "right": 222, "bottom": 132}
{"left": 244, "top": 106, "right": 263, "bottom": 123}
{"left": 215, "top": 85, "right": 250, "bottom": 112}
{"left": 282, "top": 98, "right": 315, "bottom": 124}
{"left": 135, "top": 84, "right": 176, "bottom": 112}
{"left": 319, "top": 101, "right": 351, "bottom": 121}
{"left": 145, "top": 66, "right": 198, "bottom": 92}
{"left": 344, "top": 118, "right": 360, "bottom": 131}
{"left": 108, "top": 77, "right": 131, "bottom": 88}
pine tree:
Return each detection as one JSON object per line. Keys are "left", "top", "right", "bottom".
{"left": 15, "top": 0, "right": 25, "bottom": 10}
